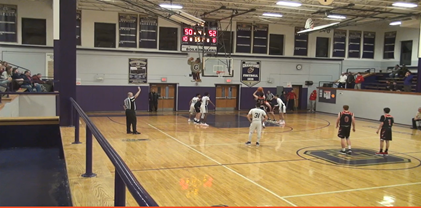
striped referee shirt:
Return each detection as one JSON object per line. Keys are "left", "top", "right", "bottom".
{"left": 124, "top": 97, "right": 136, "bottom": 110}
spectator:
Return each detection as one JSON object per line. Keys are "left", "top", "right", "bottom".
{"left": 266, "top": 90, "right": 274, "bottom": 102}
{"left": 403, "top": 71, "right": 414, "bottom": 92}
{"left": 309, "top": 90, "right": 317, "bottom": 112}
{"left": 391, "top": 81, "right": 401, "bottom": 91}
{"left": 346, "top": 72, "right": 355, "bottom": 89}
{"left": 21, "top": 70, "right": 42, "bottom": 92}
{"left": 338, "top": 72, "right": 347, "bottom": 88}
{"left": 32, "top": 73, "right": 45, "bottom": 84}
{"left": 389, "top": 64, "right": 400, "bottom": 78}
{"left": 411, "top": 108, "right": 421, "bottom": 130}
{"left": 280, "top": 91, "right": 287, "bottom": 104}
{"left": 354, "top": 73, "right": 364, "bottom": 89}
{"left": 385, "top": 80, "right": 392, "bottom": 91}
{"left": 0, "top": 65, "right": 12, "bottom": 91}
{"left": 286, "top": 89, "right": 297, "bottom": 111}
{"left": 398, "top": 64, "right": 410, "bottom": 77}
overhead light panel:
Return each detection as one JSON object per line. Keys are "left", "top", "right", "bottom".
{"left": 262, "top": 13, "right": 283, "bottom": 17}
{"left": 175, "top": 11, "right": 205, "bottom": 24}
{"left": 276, "top": 1, "right": 302, "bottom": 7}
{"left": 169, "top": 15, "right": 197, "bottom": 26}
{"left": 389, "top": 21, "right": 402, "bottom": 25}
{"left": 327, "top": 14, "right": 346, "bottom": 19}
{"left": 168, "top": 11, "right": 205, "bottom": 26}
{"left": 392, "top": 2, "right": 418, "bottom": 8}
{"left": 159, "top": 3, "right": 183, "bottom": 9}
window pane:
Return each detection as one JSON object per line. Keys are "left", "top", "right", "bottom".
{"left": 159, "top": 27, "right": 177, "bottom": 51}
{"left": 316, "top": 37, "right": 329, "bottom": 58}
{"left": 22, "top": 18, "right": 46, "bottom": 45}
{"left": 94, "top": 23, "right": 116, "bottom": 48}
{"left": 269, "top": 34, "right": 284, "bottom": 55}
{"left": 217, "top": 31, "right": 233, "bottom": 54}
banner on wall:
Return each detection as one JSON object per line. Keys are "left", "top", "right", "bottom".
{"left": 119, "top": 14, "right": 138, "bottom": 48}
{"left": 348, "top": 30, "right": 361, "bottom": 58}
{"left": 383, "top": 31, "right": 396, "bottom": 59}
{"left": 139, "top": 17, "right": 158, "bottom": 49}
{"left": 241, "top": 60, "right": 261, "bottom": 87}
{"left": 45, "top": 53, "right": 54, "bottom": 78}
{"left": 236, "top": 23, "right": 252, "bottom": 53}
{"left": 0, "top": 4, "right": 17, "bottom": 43}
{"left": 318, "top": 88, "right": 336, "bottom": 104}
{"left": 128, "top": 58, "right": 148, "bottom": 84}
{"left": 76, "top": 10, "right": 81, "bottom": 45}
{"left": 332, "top": 29, "right": 346, "bottom": 58}
{"left": 294, "top": 27, "right": 308, "bottom": 56}
{"left": 362, "top": 31, "right": 375, "bottom": 59}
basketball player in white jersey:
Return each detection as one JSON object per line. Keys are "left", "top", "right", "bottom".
{"left": 188, "top": 93, "right": 201, "bottom": 122}
{"left": 272, "top": 95, "right": 286, "bottom": 124}
{"left": 246, "top": 103, "right": 268, "bottom": 146}
{"left": 200, "top": 92, "right": 215, "bottom": 126}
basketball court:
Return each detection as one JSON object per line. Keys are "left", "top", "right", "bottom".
{"left": 60, "top": 111, "right": 421, "bottom": 206}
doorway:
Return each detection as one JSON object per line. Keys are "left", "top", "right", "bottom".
{"left": 400, "top": 40, "right": 412, "bottom": 66}
{"left": 215, "top": 84, "right": 239, "bottom": 110}
{"left": 149, "top": 84, "right": 176, "bottom": 111}
{"left": 292, "top": 85, "right": 303, "bottom": 110}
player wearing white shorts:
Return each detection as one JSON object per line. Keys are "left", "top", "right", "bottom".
{"left": 272, "top": 95, "right": 286, "bottom": 124}
{"left": 200, "top": 92, "right": 215, "bottom": 126}
{"left": 188, "top": 93, "right": 201, "bottom": 122}
{"left": 246, "top": 103, "right": 268, "bottom": 146}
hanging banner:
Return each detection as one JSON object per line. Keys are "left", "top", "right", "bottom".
{"left": 362, "top": 31, "right": 375, "bottom": 59}
{"left": 241, "top": 60, "right": 261, "bottom": 87}
{"left": 348, "top": 30, "right": 362, "bottom": 58}
{"left": 76, "top": 10, "right": 81, "bottom": 45}
{"left": 383, "top": 31, "right": 396, "bottom": 59}
{"left": 119, "top": 13, "right": 138, "bottom": 48}
{"left": 236, "top": 23, "right": 252, "bottom": 53}
{"left": 128, "top": 58, "right": 148, "bottom": 84}
{"left": 0, "top": 4, "right": 17, "bottom": 43}
{"left": 139, "top": 17, "right": 157, "bottom": 49}
{"left": 332, "top": 29, "right": 346, "bottom": 58}
{"left": 294, "top": 27, "right": 308, "bottom": 56}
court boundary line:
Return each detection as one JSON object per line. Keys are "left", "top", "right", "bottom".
{"left": 282, "top": 181, "right": 421, "bottom": 198}
{"left": 148, "top": 123, "right": 298, "bottom": 207}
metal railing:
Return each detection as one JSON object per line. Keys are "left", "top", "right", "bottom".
{"left": 346, "top": 68, "right": 376, "bottom": 74}
{"left": 0, "top": 91, "right": 59, "bottom": 103}
{"left": 70, "top": 97, "right": 158, "bottom": 207}
{"left": 318, "top": 81, "right": 337, "bottom": 87}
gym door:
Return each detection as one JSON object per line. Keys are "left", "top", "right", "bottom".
{"left": 215, "top": 85, "right": 238, "bottom": 110}
{"left": 292, "top": 85, "right": 302, "bottom": 110}
{"left": 149, "top": 84, "right": 176, "bottom": 111}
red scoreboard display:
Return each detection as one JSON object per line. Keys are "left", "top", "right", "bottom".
{"left": 181, "top": 27, "right": 218, "bottom": 52}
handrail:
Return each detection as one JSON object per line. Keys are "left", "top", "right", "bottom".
{"left": 0, "top": 59, "right": 32, "bottom": 72}
{"left": 346, "top": 68, "right": 376, "bottom": 74}
{"left": 0, "top": 92, "right": 59, "bottom": 103}
{"left": 69, "top": 97, "right": 158, "bottom": 207}
{"left": 318, "top": 81, "right": 337, "bottom": 87}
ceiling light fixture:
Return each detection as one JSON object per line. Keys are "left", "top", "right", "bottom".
{"left": 392, "top": 2, "right": 418, "bottom": 8}
{"left": 389, "top": 21, "right": 402, "bottom": 25}
{"left": 276, "top": 1, "right": 302, "bottom": 7}
{"left": 327, "top": 14, "right": 346, "bottom": 19}
{"left": 262, "top": 13, "right": 283, "bottom": 17}
{"left": 159, "top": 3, "right": 183, "bottom": 9}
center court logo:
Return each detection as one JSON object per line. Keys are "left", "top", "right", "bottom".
{"left": 303, "top": 148, "right": 411, "bottom": 167}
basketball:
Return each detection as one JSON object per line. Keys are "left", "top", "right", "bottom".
{"left": 257, "top": 87, "right": 264, "bottom": 92}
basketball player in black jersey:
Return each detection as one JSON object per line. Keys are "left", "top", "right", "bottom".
{"left": 376, "top": 108, "right": 394, "bottom": 156}
{"left": 193, "top": 98, "right": 202, "bottom": 124}
{"left": 336, "top": 105, "right": 356, "bottom": 154}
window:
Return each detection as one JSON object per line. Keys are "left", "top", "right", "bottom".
{"left": 22, "top": 18, "right": 46, "bottom": 45}
{"left": 94, "top": 23, "right": 116, "bottom": 48}
{"left": 217, "top": 31, "right": 233, "bottom": 54}
{"left": 400, "top": 40, "right": 412, "bottom": 66}
{"left": 269, "top": 34, "right": 284, "bottom": 55}
{"left": 159, "top": 27, "right": 177, "bottom": 51}
{"left": 316, "top": 37, "right": 329, "bottom": 57}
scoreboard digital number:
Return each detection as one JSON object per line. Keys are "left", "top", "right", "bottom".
{"left": 181, "top": 27, "right": 218, "bottom": 53}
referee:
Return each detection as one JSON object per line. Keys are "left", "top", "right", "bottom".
{"left": 124, "top": 87, "right": 141, "bottom": 134}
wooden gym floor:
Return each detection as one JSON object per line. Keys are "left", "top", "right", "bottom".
{"left": 60, "top": 111, "right": 421, "bottom": 206}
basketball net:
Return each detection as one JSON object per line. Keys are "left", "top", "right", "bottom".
{"left": 216, "top": 71, "right": 224, "bottom": 78}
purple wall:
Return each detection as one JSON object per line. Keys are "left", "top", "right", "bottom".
{"left": 76, "top": 86, "right": 294, "bottom": 112}
{"left": 76, "top": 86, "right": 150, "bottom": 112}
{"left": 178, "top": 87, "right": 216, "bottom": 111}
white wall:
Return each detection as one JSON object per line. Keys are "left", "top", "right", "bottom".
{"left": 0, "top": 96, "right": 19, "bottom": 117}
{"left": 316, "top": 89, "right": 420, "bottom": 125}
{"left": 19, "top": 95, "right": 56, "bottom": 117}
{"left": 0, "top": 0, "right": 419, "bottom": 87}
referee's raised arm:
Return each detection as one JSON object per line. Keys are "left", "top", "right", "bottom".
{"left": 134, "top": 87, "right": 141, "bottom": 99}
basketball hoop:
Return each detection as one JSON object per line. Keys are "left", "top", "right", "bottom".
{"left": 216, "top": 71, "right": 224, "bottom": 78}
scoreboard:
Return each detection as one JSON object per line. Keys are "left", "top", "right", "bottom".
{"left": 181, "top": 26, "right": 218, "bottom": 52}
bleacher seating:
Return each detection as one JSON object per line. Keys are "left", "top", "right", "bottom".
{"left": 363, "top": 66, "right": 418, "bottom": 92}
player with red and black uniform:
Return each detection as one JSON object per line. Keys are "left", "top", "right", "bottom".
{"left": 253, "top": 90, "right": 274, "bottom": 121}
{"left": 336, "top": 105, "right": 356, "bottom": 155}
{"left": 376, "top": 108, "right": 394, "bottom": 156}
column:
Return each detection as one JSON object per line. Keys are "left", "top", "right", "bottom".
{"left": 55, "top": 0, "right": 77, "bottom": 126}
{"left": 417, "top": 19, "right": 421, "bottom": 92}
